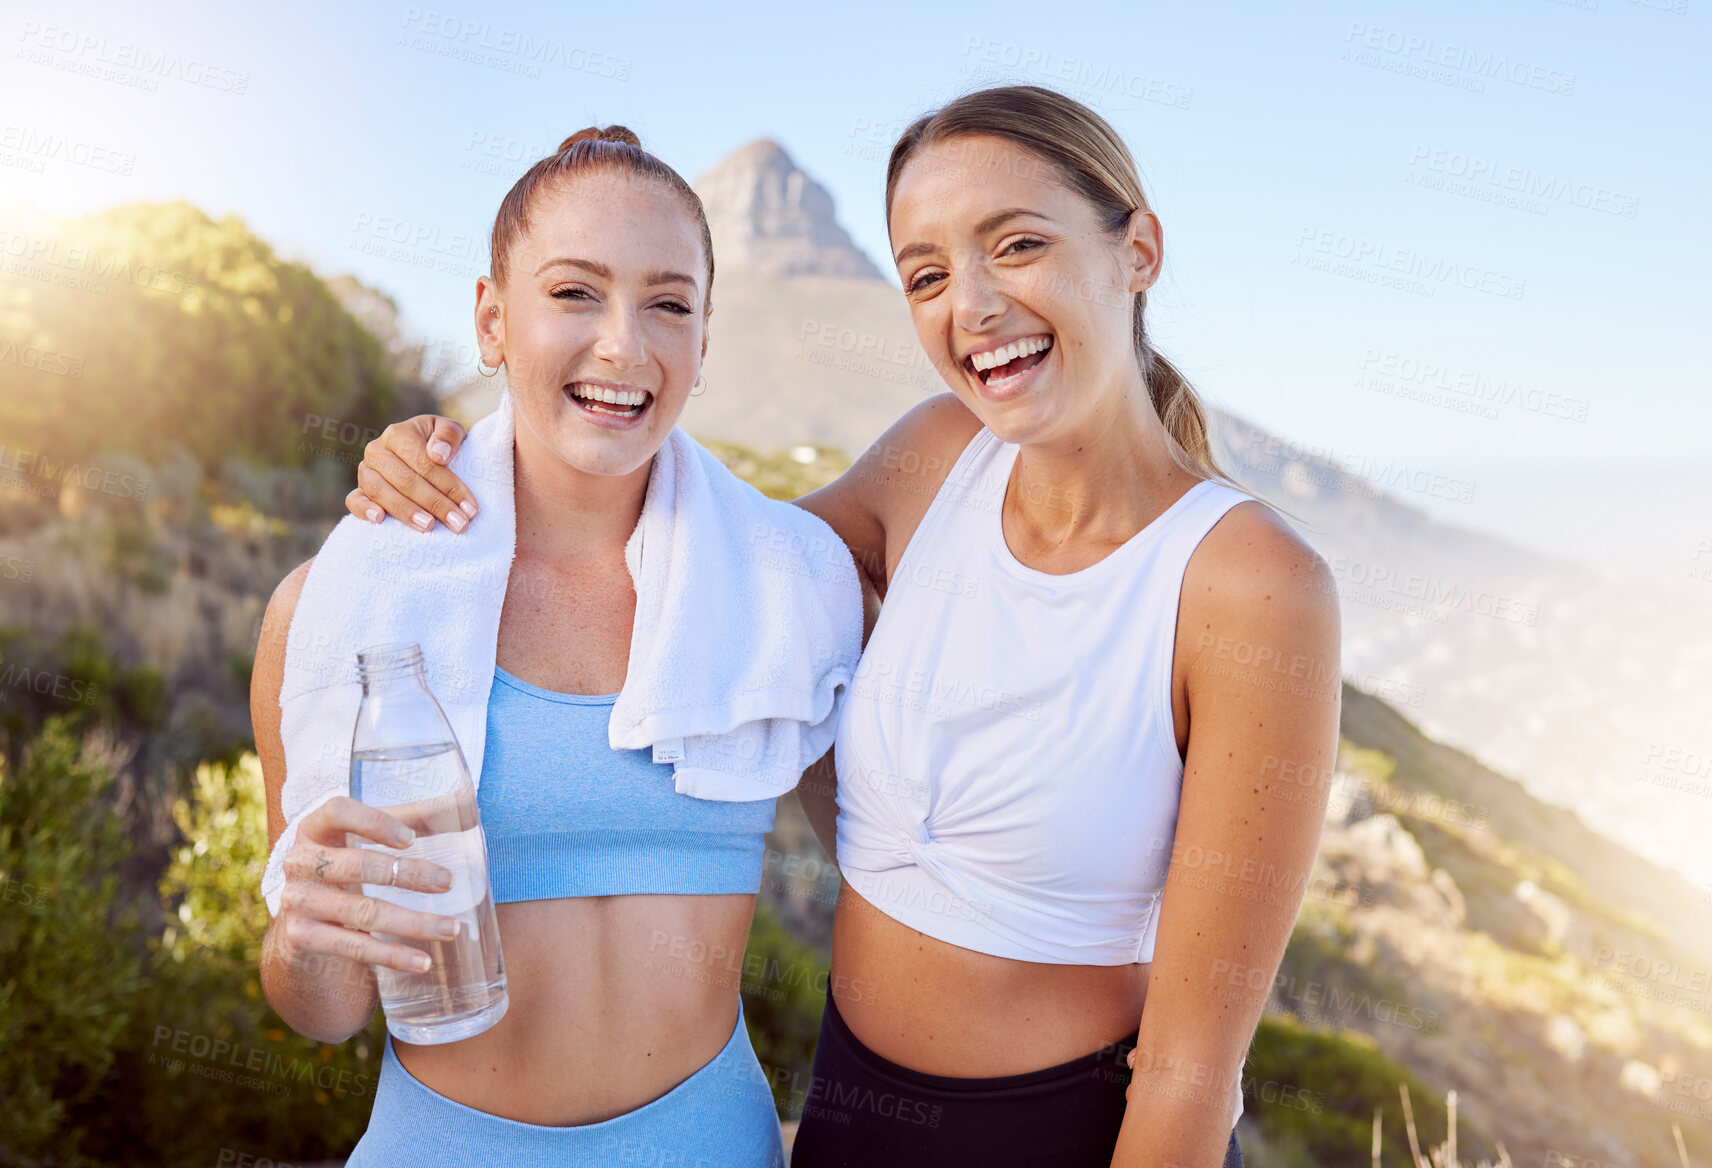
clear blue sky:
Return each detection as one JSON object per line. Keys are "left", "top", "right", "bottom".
{"left": 5, "top": 0, "right": 1706, "bottom": 578}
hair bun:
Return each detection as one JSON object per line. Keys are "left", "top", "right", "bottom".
{"left": 558, "top": 125, "right": 642, "bottom": 152}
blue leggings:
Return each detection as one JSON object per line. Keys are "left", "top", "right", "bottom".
{"left": 346, "top": 999, "right": 785, "bottom": 1167}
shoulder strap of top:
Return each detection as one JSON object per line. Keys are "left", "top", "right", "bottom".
{"left": 939, "top": 425, "right": 1003, "bottom": 497}
{"left": 1147, "top": 482, "right": 1264, "bottom": 620}
{"left": 1136, "top": 481, "right": 1263, "bottom": 782}
{"left": 1158, "top": 481, "right": 1260, "bottom": 566}
{"left": 890, "top": 426, "right": 1003, "bottom": 582}
{"left": 1179, "top": 480, "right": 1258, "bottom": 533}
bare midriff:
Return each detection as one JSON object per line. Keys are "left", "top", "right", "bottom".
{"left": 829, "top": 884, "right": 1150, "bottom": 1077}
{"left": 394, "top": 892, "right": 756, "bottom": 1126}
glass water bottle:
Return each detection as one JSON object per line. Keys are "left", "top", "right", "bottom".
{"left": 350, "top": 642, "right": 507, "bottom": 1044}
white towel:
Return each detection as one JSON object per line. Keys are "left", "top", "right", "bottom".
{"left": 261, "top": 386, "right": 862, "bottom": 917}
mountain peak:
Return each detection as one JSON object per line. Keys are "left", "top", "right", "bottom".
{"left": 693, "top": 138, "right": 883, "bottom": 280}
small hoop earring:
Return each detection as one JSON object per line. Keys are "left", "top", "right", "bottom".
{"left": 689, "top": 372, "right": 708, "bottom": 397}
{"left": 477, "top": 358, "right": 501, "bottom": 379}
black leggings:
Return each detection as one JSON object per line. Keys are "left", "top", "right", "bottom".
{"left": 789, "top": 989, "right": 1244, "bottom": 1167}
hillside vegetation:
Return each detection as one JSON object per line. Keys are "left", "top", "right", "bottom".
{"left": 3, "top": 203, "right": 1704, "bottom": 1167}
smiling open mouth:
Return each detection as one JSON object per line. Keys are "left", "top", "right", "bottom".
{"left": 564, "top": 382, "right": 653, "bottom": 419}
{"left": 967, "top": 335, "right": 1054, "bottom": 387}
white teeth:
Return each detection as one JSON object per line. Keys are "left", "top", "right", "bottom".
{"left": 570, "top": 384, "right": 647, "bottom": 408}
{"left": 970, "top": 336, "right": 1052, "bottom": 373}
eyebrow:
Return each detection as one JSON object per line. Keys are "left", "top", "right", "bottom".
{"left": 534, "top": 256, "right": 699, "bottom": 287}
{"left": 891, "top": 208, "right": 1052, "bottom": 266}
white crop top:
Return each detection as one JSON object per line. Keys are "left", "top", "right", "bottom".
{"left": 835, "top": 426, "right": 1255, "bottom": 967}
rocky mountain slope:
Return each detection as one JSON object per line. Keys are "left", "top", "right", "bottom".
{"left": 1280, "top": 686, "right": 1712, "bottom": 1166}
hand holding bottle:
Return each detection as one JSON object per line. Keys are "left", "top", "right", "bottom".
{"left": 274, "top": 794, "right": 461, "bottom": 977}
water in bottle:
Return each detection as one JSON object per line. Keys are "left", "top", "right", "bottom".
{"left": 350, "top": 644, "right": 507, "bottom": 1045}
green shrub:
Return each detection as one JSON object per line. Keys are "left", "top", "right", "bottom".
{"left": 1244, "top": 1013, "right": 1491, "bottom": 1166}
{"left": 101, "top": 510, "right": 173, "bottom": 594}
{"left": 116, "top": 753, "right": 383, "bottom": 1166}
{"left": 0, "top": 739, "right": 384, "bottom": 1166}
{"left": 0, "top": 624, "right": 166, "bottom": 754}
{"left": 0, "top": 201, "right": 400, "bottom": 473}
{"left": 0, "top": 717, "right": 145, "bottom": 1168}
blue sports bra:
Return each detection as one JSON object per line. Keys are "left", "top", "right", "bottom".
{"left": 477, "top": 666, "right": 776, "bottom": 903}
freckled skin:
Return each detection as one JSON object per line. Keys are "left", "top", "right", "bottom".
{"left": 799, "top": 138, "right": 1339, "bottom": 1123}
{"left": 813, "top": 136, "right": 1337, "bottom": 1168}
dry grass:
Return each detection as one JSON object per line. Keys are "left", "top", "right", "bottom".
{"left": 1375, "top": 1086, "right": 1694, "bottom": 1168}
